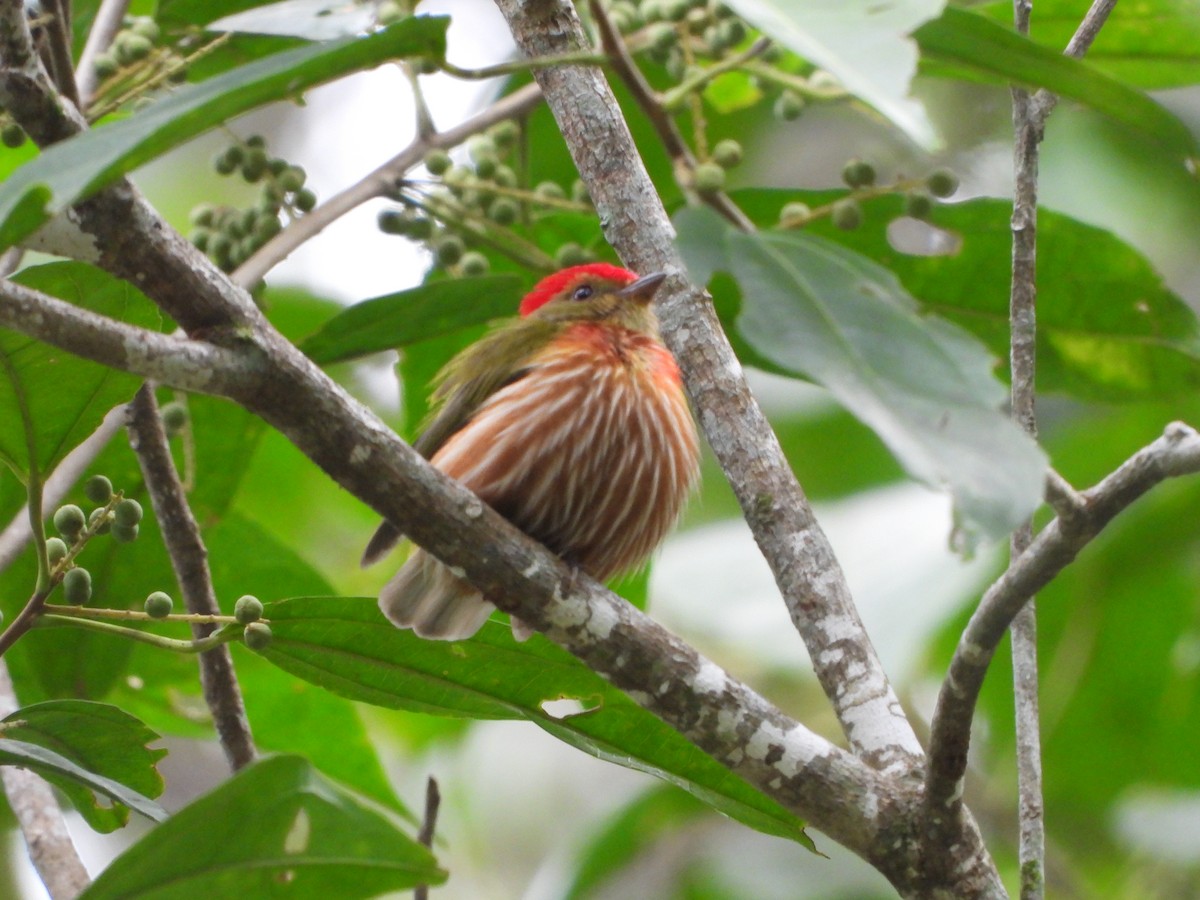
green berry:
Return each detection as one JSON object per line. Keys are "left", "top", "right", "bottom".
{"left": 663, "top": 0, "right": 691, "bottom": 22}
{"left": 712, "top": 139, "right": 743, "bottom": 169}
{"left": 424, "top": 149, "right": 453, "bottom": 175}
{"left": 831, "top": 198, "right": 863, "bottom": 230}
{"left": 144, "top": 592, "right": 173, "bottom": 618}
{"left": 53, "top": 505, "right": 86, "bottom": 539}
{"left": 555, "top": 242, "right": 589, "bottom": 267}
{"left": 378, "top": 209, "right": 408, "bottom": 235}
{"left": 130, "top": 17, "right": 160, "bottom": 42}
{"left": 904, "top": 191, "right": 934, "bottom": 220}
{"left": 241, "top": 148, "right": 268, "bottom": 182}
{"left": 245, "top": 135, "right": 266, "bottom": 149}
{"left": 267, "top": 157, "right": 288, "bottom": 177}
{"left": 190, "top": 204, "right": 216, "bottom": 227}
{"left": 84, "top": 475, "right": 113, "bottom": 505}
{"left": 778, "top": 201, "right": 811, "bottom": 224}
{"left": 254, "top": 214, "right": 282, "bottom": 241}
{"left": 774, "top": 90, "right": 805, "bottom": 121}
{"left": 115, "top": 33, "right": 153, "bottom": 65}
{"left": 646, "top": 22, "right": 678, "bottom": 52}
{"left": 472, "top": 152, "right": 498, "bottom": 179}
{"left": 89, "top": 507, "right": 112, "bottom": 535}
{"left": 488, "top": 197, "right": 519, "bottom": 225}
{"left": 114, "top": 498, "right": 143, "bottom": 527}
{"left": 927, "top": 168, "right": 959, "bottom": 198}
{"left": 467, "top": 134, "right": 496, "bottom": 161}
{"left": 189, "top": 228, "right": 211, "bottom": 252}
{"left": 46, "top": 537, "right": 68, "bottom": 565}
{"left": 841, "top": 158, "right": 876, "bottom": 188}
{"left": 408, "top": 216, "right": 434, "bottom": 240}
{"left": 213, "top": 151, "right": 237, "bottom": 176}
{"left": 294, "top": 189, "right": 318, "bottom": 213}
{"left": 92, "top": 53, "right": 118, "bottom": 79}
{"left": 489, "top": 119, "right": 520, "bottom": 148}
{"left": 279, "top": 166, "right": 306, "bottom": 193}
{"left": 1, "top": 123, "right": 26, "bottom": 149}
{"left": 460, "top": 251, "right": 489, "bottom": 276}
{"left": 63, "top": 567, "right": 92, "bottom": 605}
{"left": 716, "top": 18, "right": 745, "bottom": 48}
{"left": 435, "top": 235, "right": 465, "bottom": 266}
{"left": 160, "top": 401, "right": 189, "bottom": 434}
{"left": 693, "top": 161, "right": 726, "bottom": 194}
{"left": 112, "top": 523, "right": 139, "bottom": 544}
{"left": 234, "top": 595, "right": 264, "bottom": 624}
{"left": 664, "top": 51, "right": 686, "bottom": 82}
{"left": 534, "top": 181, "right": 566, "bottom": 202}
{"left": 243, "top": 622, "right": 273, "bottom": 650}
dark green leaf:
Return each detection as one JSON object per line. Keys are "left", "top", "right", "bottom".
{"left": 730, "top": 189, "right": 1200, "bottom": 401}
{"left": 79, "top": 755, "right": 444, "bottom": 900}
{"left": 974, "top": 0, "right": 1200, "bottom": 89}
{"left": 300, "top": 276, "right": 523, "bottom": 365}
{"left": 676, "top": 206, "right": 1047, "bottom": 547}
{"left": 915, "top": 8, "right": 1197, "bottom": 158}
{"left": 256, "top": 597, "right": 813, "bottom": 846}
{"left": 0, "top": 263, "right": 160, "bottom": 479}
{"left": 0, "top": 17, "right": 449, "bottom": 250}
{"left": 0, "top": 738, "right": 166, "bottom": 825}
{"left": 0, "top": 700, "right": 166, "bottom": 832}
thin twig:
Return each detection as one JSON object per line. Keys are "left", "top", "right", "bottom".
{"left": 75, "top": 0, "right": 131, "bottom": 105}
{"left": 126, "top": 385, "right": 256, "bottom": 770}
{"left": 0, "top": 659, "right": 90, "bottom": 899}
{"left": 924, "top": 422, "right": 1200, "bottom": 868}
{"left": 33, "top": 0, "right": 80, "bottom": 108}
{"left": 588, "top": 0, "right": 755, "bottom": 231}
{"left": 1032, "top": 0, "right": 1119, "bottom": 122}
{"left": 413, "top": 776, "right": 441, "bottom": 900}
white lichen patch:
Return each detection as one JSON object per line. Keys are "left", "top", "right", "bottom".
{"left": 692, "top": 660, "right": 726, "bottom": 696}
{"left": 585, "top": 601, "right": 617, "bottom": 640}
{"left": 463, "top": 498, "right": 484, "bottom": 518}
{"left": 716, "top": 706, "right": 744, "bottom": 736}
{"left": 745, "top": 722, "right": 820, "bottom": 778}
{"left": 447, "top": 566, "right": 466, "bottom": 579}
{"left": 349, "top": 444, "right": 371, "bottom": 465}
{"left": 546, "top": 592, "right": 589, "bottom": 630}
{"left": 960, "top": 641, "right": 991, "bottom": 665}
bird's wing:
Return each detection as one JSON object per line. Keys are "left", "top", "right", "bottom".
{"left": 361, "top": 317, "right": 554, "bottom": 567}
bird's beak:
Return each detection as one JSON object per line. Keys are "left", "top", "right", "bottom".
{"left": 617, "top": 272, "right": 667, "bottom": 304}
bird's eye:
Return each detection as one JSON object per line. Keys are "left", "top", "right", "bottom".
{"left": 572, "top": 284, "right": 594, "bottom": 301}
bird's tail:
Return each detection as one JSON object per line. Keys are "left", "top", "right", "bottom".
{"left": 379, "top": 549, "right": 495, "bottom": 640}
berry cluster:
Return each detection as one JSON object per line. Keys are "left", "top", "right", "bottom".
{"left": 377, "top": 118, "right": 596, "bottom": 276}
{"left": 87, "top": 15, "right": 190, "bottom": 119}
{"left": 49, "top": 474, "right": 145, "bottom": 605}
{"left": 188, "top": 136, "right": 316, "bottom": 273}
{"left": 778, "top": 159, "right": 961, "bottom": 231}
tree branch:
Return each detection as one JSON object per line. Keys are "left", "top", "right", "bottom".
{"left": 1009, "top": 0, "right": 1044, "bottom": 890}
{"left": 0, "top": 659, "right": 90, "bottom": 900}
{"left": 924, "top": 422, "right": 1200, "bottom": 858}
{"left": 491, "top": 0, "right": 923, "bottom": 775}
{"left": 0, "top": 278, "right": 257, "bottom": 393}
{"left": 126, "top": 385, "right": 257, "bottom": 771}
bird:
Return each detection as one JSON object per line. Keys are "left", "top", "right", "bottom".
{"left": 363, "top": 262, "right": 701, "bottom": 640}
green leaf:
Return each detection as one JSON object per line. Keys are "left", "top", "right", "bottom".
{"left": 79, "top": 755, "right": 444, "bottom": 900}
{"left": 300, "top": 276, "right": 523, "bottom": 365}
{"left": 676, "top": 206, "right": 1047, "bottom": 547}
{"left": 0, "top": 700, "right": 166, "bottom": 832}
{"left": 0, "top": 263, "right": 160, "bottom": 480}
{"left": 974, "top": 0, "right": 1200, "bottom": 89}
{"left": 722, "top": 0, "right": 945, "bottom": 147}
{"left": 565, "top": 785, "right": 711, "bottom": 900}
{"left": 915, "top": 7, "right": 1198, "bottom": 158}
{"left": 0, "top": 738, "right": 167, "bottom": 825}
{"left": 731, "top": 189, "right": 1200, "bottom": 401}
{"left": 256, "top": 597, "right": 813, "bottom": 846}
{"left": 0, "top": 17, "right": 449, "bottom": 251}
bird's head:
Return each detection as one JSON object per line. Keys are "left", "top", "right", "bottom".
{"left": 519, "top": 263, "right": 667, "bottom": 333}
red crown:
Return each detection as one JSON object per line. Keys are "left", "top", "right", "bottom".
{"left": 519, "top": 263, "right": 639, "bottom": 317}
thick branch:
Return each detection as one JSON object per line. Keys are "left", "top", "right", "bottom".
{"left": 0, "top": 278, "right": 258, "bottom": 392}
{"left": 0, "top": 660, "right": 90, "bottom": 899}
{"left": 126, "top": 386, "right": 257, "bottom": 771}
{"left": 491, "top": 0, "right": 923, "bottom": 777}
{"left": 925, "top": 423, "right": 1200, "bottom": 849}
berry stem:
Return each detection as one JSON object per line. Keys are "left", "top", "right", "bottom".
{"left": 33, "top": 614, "right": 243, "bottom": 654}
{"left": 41, "top": 603, "right": 259, "bottom": 627}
